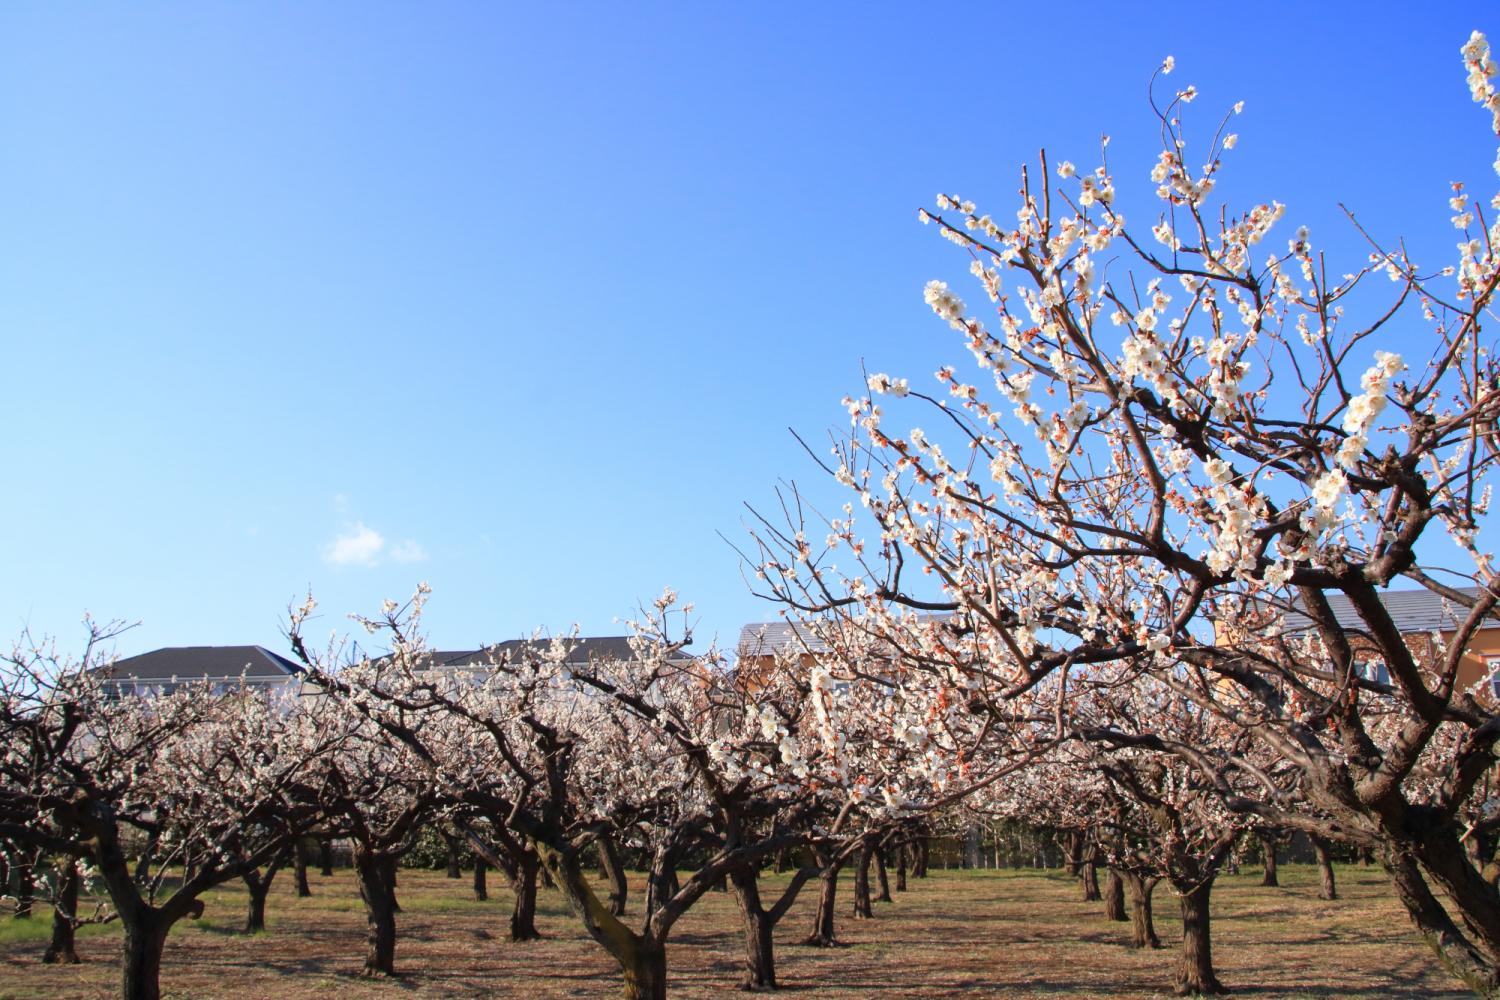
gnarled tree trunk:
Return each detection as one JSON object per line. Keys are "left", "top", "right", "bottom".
{"left": 243, "top": 876, "right": 270, "bottom": 933}
{"left": 13, "top": 859, "right": 33, "bottom": 919}
{"left": 121, "top": 910, "right": 171, "bottom": 1000}
{"left": 620, "top": 939, "right": 668, "bottom": 1000}
{"left": 293, "top": 841, "right": 312, "bottom": 898}
{"left": 43, "top": 862, "right": 80, "bottom": 964}
{"left": 1081, "top": 855, "right": 1101, "bottom": 901}
{"left": 1385, "top": 849, "right": 1500, "bottom": 997}
{"left": 509, "top": 854, "right": 541, "bottom": 941}
{"left": 1174, "top": 877, "right": 1225, "bottom": 995}
{"left": 730, "top": 862, "right": 816, "bottom": 991}
{"left": 1104, "top": 868, "right": 1126, "bottom": 922}
{"left": 732, "top": 869, "right": 777, "bottom": 991}
{"left": 895, "top": 846, "right": 908, "bottom": 892}
{"left": 803, "top": 863, "right": 841, "bottom": 947}
{"left": 1311, "top": 836, "right": 1337, "bottom": 901}
{"left": 319, "top": 839, "right": 334, "bottom": 877}
{"left": 1125, "top": 872, "right": 1161, "bottom": 949}
{"left": 1064, "top": 830, "right": 1084, "bottom": 878}
{"left": 354, "top": 849, "right": 399, "bottom": 976}
{"left": 598, "top": 836, "right": 628, "bottom": 916}
{"left": 442, "top": 831, "right": 463, "bottom": 880}
{"left": 473, "top": 859, "right": 488, "bottom": 901}
{"left": 851, "top": 844, "right": 874, "bottom": 919}
{"left": 241, "top": 855, "right": 284, "bottom": 934}
{"left": 1258, "top": 832, "right": 1279, "bottom": 888}
{"left": 874, "top": 848, "right": 891, "bottom": 903}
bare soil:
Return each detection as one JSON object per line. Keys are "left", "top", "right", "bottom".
{"left": 0, "top": 864, "right": 1467, "bottom": 999}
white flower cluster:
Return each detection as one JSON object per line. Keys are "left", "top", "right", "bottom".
{"left": 808, "top": 665, "right": 844, "bottom": 757}
{"left": 1336, "top": 351, "right": 1403, "bottom": 469}
{"left": 936, "top": 192, "right": 977, "bottom": 215}
{"left": 924, "top": 279, "right": 967, "bottom": 330}
{"left": 1076, "top": 167, "right": 1116, "bottom": 208}
{"left": 1150, "top": 148, "right": 1215, "bottom": 206}
{"left": 866, "top": 372, "right": 909, "bottom": 397}
{"left": 1463, "top": 31, "right": 1500, "bottom": 146}
{"left": 1198, "top": 454, "right": 1272, "bottom": 577}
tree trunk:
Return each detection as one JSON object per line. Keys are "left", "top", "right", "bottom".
{"left": 43, "top": 863, "right": 80, "bottom": 964}
{"left": 241, "top": 854, "right": 285, "bottom": 934}
{"left": 645, "top": 849, "right": 678, "bottom": 919}
{"left": 913, "top": 839, "right": 929, "bottom": 878}
{"left": 293, "top": 843, "right": 312, "bottom": 898}
{"left": 319, "top": 839, "right": 334, "bottom": 877}
{"left": 731, "top": 869, "right": 777, "bottom": 991}
{"left": 444, "top": 834, "right": 462, "bottom": 880}
{"left": 1174, "top": 878, "right": 1225, "bottom": 995}
{"left": 509, "top": 855, "right": 541, "bottom": 942}
{"left": 874, "top": 848, "right": 892, "bottom": 903}
{"left": 803, "top": 865, "right": 840, "bottom": 947}
{"left": 598, "top": 837, "right": 628, "bottom": 916}
{"left": 121, "top": 911, "right": 170, "bottom": 1000}
{"left": 1259, "top": 833, "right": 1279, "bottom": 888}
{"left": 1125, "top": 873, "right": 1161, "bottom": 949}
{"left": 354, "top": 850, "right": 398, "bottom": 976}
{"left": 775, "top": 848, "right": 791, "bottom": 874}
{"left": 1385, "top": 849, "right": 1500, "bottom": 997}
{"left": 895, "top": 846, "right": 908, "bottom": 892}
{"left": 473, "top": 859, "right": 488, "bottom": 901}
{"left": 244, "top": 876, "right": 270, "bottom": 933}
{"left": 1409, "top": 828, "right": 1500, "bottom": 960}
{"left": 1064, "top": 830, "right": 1084, "bottom": 878}
{"left": 851, "top": 844, "right": 874, "bottom": 919}
{"left": 1311, "top": 836, "right": 1337, "bottom": 901}
{"left": 1104, "top": 869, "right": 1127, "bottom": 922}
{"left": 13, "top": 859, "right": 33, "bottom": 919}
{"left": 620, "top": 939, "right": 668, "bottom": 1000}
{"left": 1081, "top": 856, "right": 1101, "bottom": 902}
{"left": 133, "top": 839, "right": 156, "bottom": 883}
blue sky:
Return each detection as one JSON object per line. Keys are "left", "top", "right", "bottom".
{"left": 1, "top": 2, "right": 1494, "bottom": 661}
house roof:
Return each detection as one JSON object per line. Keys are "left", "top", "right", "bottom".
{"left": 736, "top": 620, "right": 834, "bottom": 658}
{"left": 1281, "top": 586, "right": 1500, "bottom": 635}
{"left": 101, "top": 645, "right": 304, "bottom": 683}
{"left": 411, "top": 636, "right": 676, "bottom": 670}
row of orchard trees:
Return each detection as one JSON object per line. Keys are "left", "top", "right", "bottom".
{"left": 3, "top": 595, "right": 1377, "bottom": 1000}
{"left": 745, "top": 28, "right": 1500, "bottom": 1000}
{"left": 1, "top": 589, "right": 1032, "bottom": 1000}
{"left": 9, "top": 26, "right": 1500, "bottom": 1000}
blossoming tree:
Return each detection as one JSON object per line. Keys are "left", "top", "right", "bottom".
{"left": 293, "top": 589, "right": 829, "bottom": 999}
{"left": 0, "top": 623, "right": 341, "bottom": 1000}
{"left": 749, "top": 31, "right": 1500, "bottom": 998}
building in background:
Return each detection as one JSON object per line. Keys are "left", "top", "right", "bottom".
{"left": 97, "top": 645, "right": 304, "bottom": 698}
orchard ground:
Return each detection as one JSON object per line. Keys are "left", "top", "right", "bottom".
{"left": 0, "top": 865, "right": 1464, "bottom": 999}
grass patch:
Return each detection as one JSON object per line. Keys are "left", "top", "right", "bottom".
{"left": 0, "top": 909, "right": 117, "bottom": 946}
{"left": 0, "top": 864, "right": 1471, "bottom": 999}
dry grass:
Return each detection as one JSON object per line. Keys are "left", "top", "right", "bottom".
{"left": 0, "top": 863, "right": 1468, "bottom": 999}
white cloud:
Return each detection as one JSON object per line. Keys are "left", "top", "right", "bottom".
{"left": 390, "top": 539, "right": 428, "bottom": 564}
{"left": 325, "top": 523, "right": 385, "bottom": 567}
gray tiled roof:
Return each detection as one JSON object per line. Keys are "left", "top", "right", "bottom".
{"left": 736, "top": 613, "right": 963, "bottom": 658}
{"left": 102, "top": 645, "right": 304, "bottom": 682}
{"left": 412, "top": 636, "right": 670, "bottom": 670}
{"left": 1282, "top": 587, "right": 1500, "bottom": 635}
{"left": 736, "top": 620, "right": 835, "bottom": 657}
